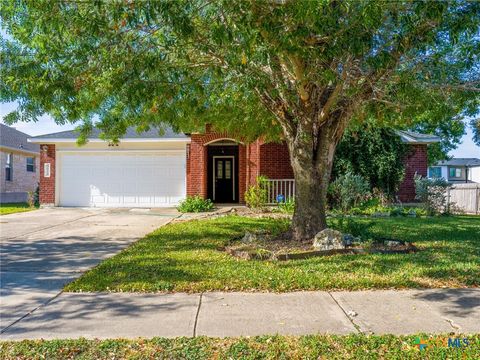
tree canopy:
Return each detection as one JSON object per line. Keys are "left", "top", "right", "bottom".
{"left": 1, "top": 0, "right": 479, "bottom": 239}
{"left": 1, "top": 0, "right": 479, "bottom": 144}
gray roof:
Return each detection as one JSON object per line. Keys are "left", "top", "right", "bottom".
{"left": 0, "top": 123, "right": 39, "bottom": 153}
{"left": 435, "top": 158, "right": 480, "bottom": 167}
{"left": 396, "top": 130, "right": 441, "bottom": 144}
{"left": 31, "top": 126, "right": 188, "bottom": 140}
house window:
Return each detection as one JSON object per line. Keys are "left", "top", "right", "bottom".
{"left": 449, "top": 167, "right": 462, "bottom": 178}
{"left": 26, "top": 157, "right": 35, "bottom": 172}
{"left": 428, "top": 167, "right": 442, "bottom": 178}
{"left": 5, "top": 153, "right": 12, "bottom": 181}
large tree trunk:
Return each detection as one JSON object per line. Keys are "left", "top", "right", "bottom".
{"left": 287, "top": 120, "right": 343, "bottom": 242}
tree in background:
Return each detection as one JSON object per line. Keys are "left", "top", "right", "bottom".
{"left": 333, "top": 126, "right": 409, "bottom": 200}
{"left": 1, "top": 1, "right": 479, "bottom": 241}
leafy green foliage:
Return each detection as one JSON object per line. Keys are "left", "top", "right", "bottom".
{"left": 333, "top": 126, "right": 409, "bottom": 197}
{"left": 64, "top": 215, "right": 480, "bottom": 292}
{"left": 336, "top": 198, "right": 428, "bottom": 217}
{"left": 177, "top": 196, "right": 213, "bottom": 213}
{"left": 2, "top": 334, "right": 480, "bottom": 360}
{"left": 414, "top": 175, "right": 450, "bottom": 215}
{"left": 0, "top": 1, "right": 478, "bottom": 144}
{"left": 27, "top": 185, "right": 40, "bottom": 208}
{"left": 245, "top": 176, "right": 268, "bottom": 209}
{"left": 329, "top": 172, "right": 371, "bottom": 212}
{"left": 277, "top": 198, "right": 295, "bottom": 214}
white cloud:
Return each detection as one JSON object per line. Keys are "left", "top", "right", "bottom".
{"left": 0, "top": 102, "right": 75, "bottom": 136}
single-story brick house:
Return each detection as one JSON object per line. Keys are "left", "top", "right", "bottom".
{"left": 29, "top": 126, "right": 440, "bottom": 207}
{"left": 1, "top": 124, "right": 40, "bottom": 203}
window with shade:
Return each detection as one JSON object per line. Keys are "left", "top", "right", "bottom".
{"left": 26, "top": 157, "right": 35, "bottom": 172}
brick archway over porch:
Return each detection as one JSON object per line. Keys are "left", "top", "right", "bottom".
{"left": 187, "top": 132, "right": 247, "bottom": 203}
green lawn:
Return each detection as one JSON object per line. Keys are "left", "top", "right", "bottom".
{"left": 1, "top": 334, "right": 478, "bottom": 359}
{"left": 0, "top": 202, "right": 35, "bottom": 215}
{"left": 65, "top": 215, "right": 479, "bottom": 292}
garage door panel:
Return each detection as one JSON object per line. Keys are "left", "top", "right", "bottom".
{"left": 59, "top": 152, "right": 186, "bottom": 207}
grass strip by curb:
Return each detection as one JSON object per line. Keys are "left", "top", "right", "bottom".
{"left": 1, "top": 334, "right": 478, "bottom": 359}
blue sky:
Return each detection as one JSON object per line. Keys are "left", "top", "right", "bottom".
{"left": 1, "top": 100, "right": 479, "bottom": 158}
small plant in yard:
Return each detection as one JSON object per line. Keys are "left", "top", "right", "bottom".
{"left": 277, "top": 198, "right": 295, "bottom": 213}
{"left": 244, "top": 176, "right": 268, "bottom": 209}
{"left": 329, "top": 171, "right": 371, "bottom": 213}
{"left": 177, "top": 196, "right": 214, "bottom": 213}
{"left": 414, "top": 175, "right": 449, "bottom": 215}
{"left": 27, "top": 185, "right": 40, "bottom": 208}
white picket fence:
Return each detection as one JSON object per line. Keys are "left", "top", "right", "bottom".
{"left": 447, "top": 183, "right": 480, "bottom": 215}
{"left": 263, "top": 179, "right": 295, "bottom": 204}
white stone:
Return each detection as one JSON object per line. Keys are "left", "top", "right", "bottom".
{"left": 313, "top": 229, "right": 345, "bottom": 251}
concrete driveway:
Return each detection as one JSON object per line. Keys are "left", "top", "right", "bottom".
{"left": 0, "top": 207, "right": 179, "bottom": 333}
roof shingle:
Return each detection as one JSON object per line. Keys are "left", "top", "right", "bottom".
{"left": 31, "top": 126, "right": 188, "bottom": 140}
{"left": 0, "top": 124, "right": 39, "bottom": 153}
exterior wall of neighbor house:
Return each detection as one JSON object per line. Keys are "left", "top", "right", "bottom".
{"left": 39, "top": 144, "right": 56, "bottom": 205}
{"left": 447, "top": 166, "right": 467, "bottom": 182}
{"left": 0, "top": 149, "right": 39, "bottom": 200}
{"left": 469, "top": 166, "right": 480, "bottom": 183}
{"left": 397, "top": 144, "right": 428, "bottom": 202}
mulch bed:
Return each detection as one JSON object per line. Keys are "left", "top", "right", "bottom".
{"left": 225, "top": 231, "right": 418, "bottom": 261}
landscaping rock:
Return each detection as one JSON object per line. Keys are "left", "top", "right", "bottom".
{"left": 384, "top": 240, "right": 404, "bottom": 247}
{"left": 241, "top": 230, "right": 270, "bottom": 243}
{"left": 313, "top": 229, "right": 345, "bottom": 251}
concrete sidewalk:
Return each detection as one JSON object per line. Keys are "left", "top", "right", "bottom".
{"left": 1, "top": 289, "right": 478, "bottom": 340}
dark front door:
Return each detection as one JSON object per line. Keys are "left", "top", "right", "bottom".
{"left": 214, "top": 157, "right": 235, "bottom": 202}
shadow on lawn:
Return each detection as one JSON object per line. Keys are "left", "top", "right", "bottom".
{"left": 69, "top": 215, "right": 480, "bottom": 291}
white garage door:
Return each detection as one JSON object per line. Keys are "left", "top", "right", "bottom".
{"left": 59, "top": 151, "right": 186, "bottom": 207}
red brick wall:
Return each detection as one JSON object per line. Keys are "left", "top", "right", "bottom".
{"left": 259, "top": 142, "right": 294, "bottom": 179}
{"left": 246, "top": 140, "right": 261, "bottom": 187}
{"left": 39, "top": 144, "right": 55, "bottom": 205}
{"left": 397, "top": 144, "right": 428, "bottom": 202}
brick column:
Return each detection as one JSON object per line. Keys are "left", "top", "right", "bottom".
{"left": 397, "top": 144, "right": 428, "bottom": 202}
{"left": 39, "top": 144, "right": 56, "bottom": 205}
{"left": 186, "top": 135, "right": 208, "bottom": 198}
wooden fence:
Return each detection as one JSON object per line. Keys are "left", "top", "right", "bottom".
{"left": 447, "top": 183, "right": 480, "bottom": 215}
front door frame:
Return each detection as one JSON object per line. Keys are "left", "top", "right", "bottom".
{"left": 212, "top": 155, "right": 235, "bottom": 202}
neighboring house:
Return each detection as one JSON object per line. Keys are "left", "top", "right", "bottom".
{"left": 0, "top": 124, "right": 40, "bottom": 203}
{"left": 29, "top": 126, "right": 439, "bottom": 207}
{"left": 428, "top": 158, "right": 480, "bottom": 184}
